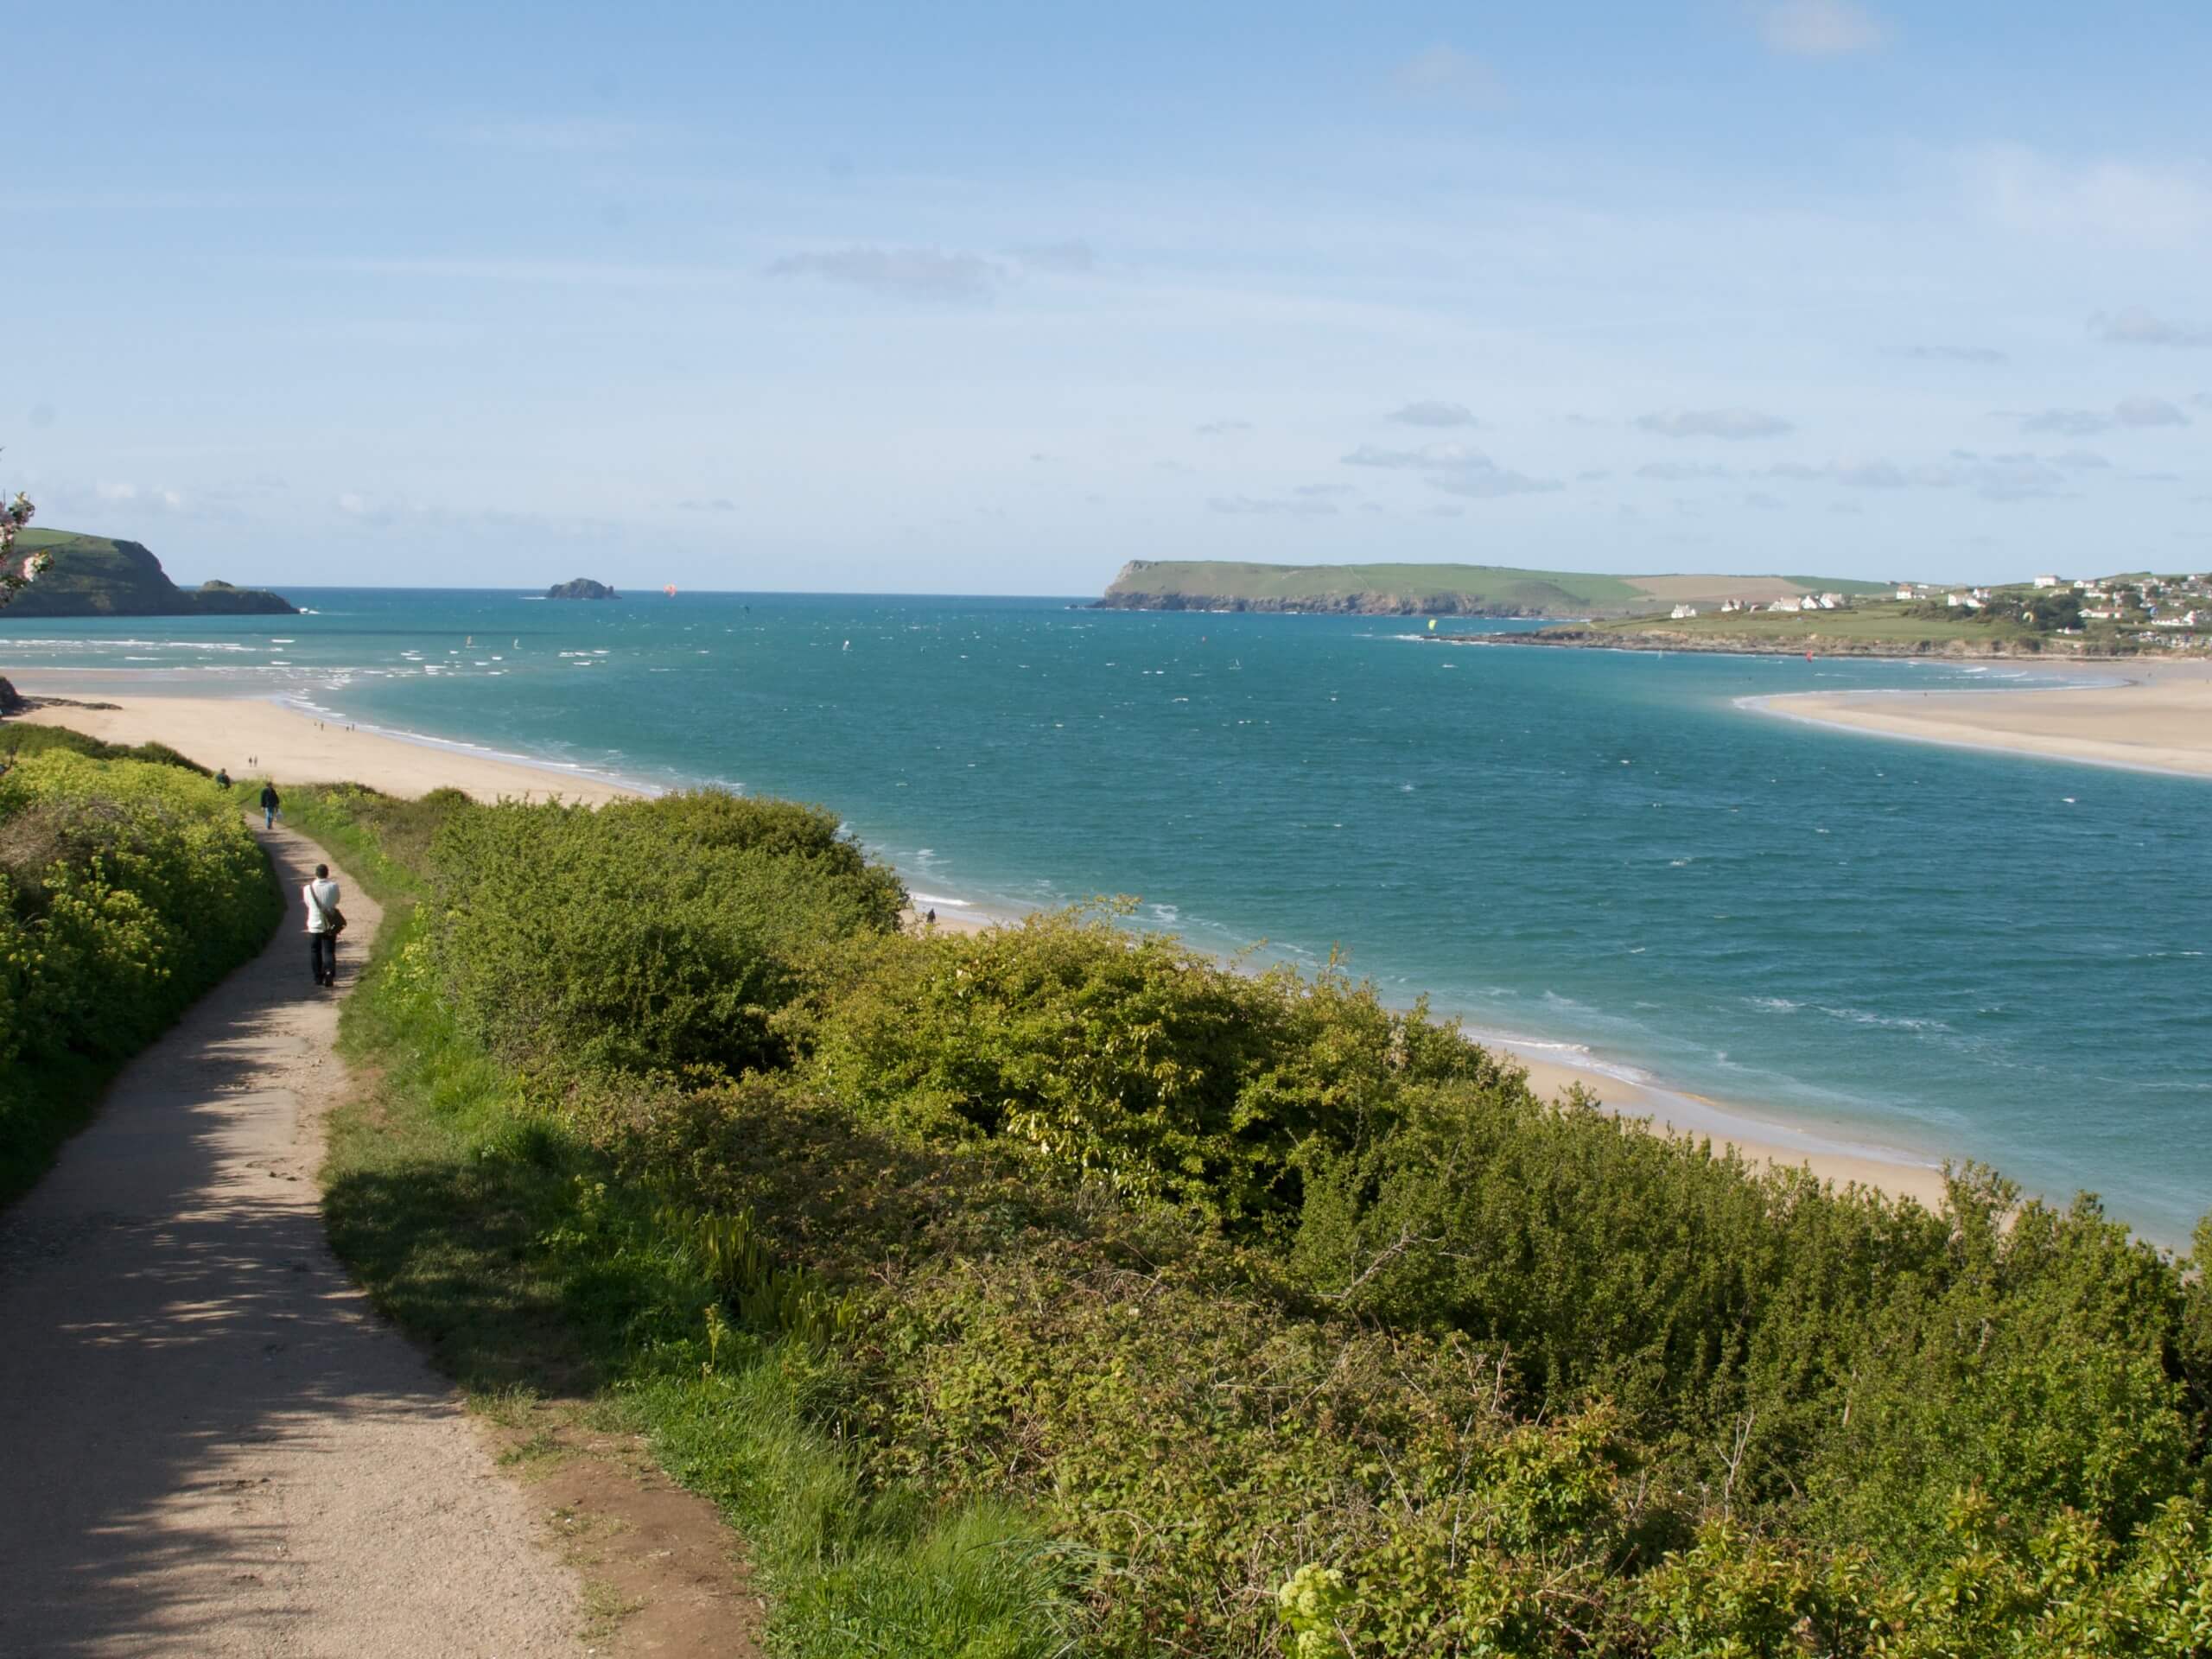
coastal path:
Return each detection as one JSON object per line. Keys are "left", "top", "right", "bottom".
{"left": 0, "top": 823, "right": 586, "bottom": 1658}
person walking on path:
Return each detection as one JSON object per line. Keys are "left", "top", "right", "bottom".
{"left": 303, "top": 861, "right": 343, "bottom": 988}
{"left": 259, "top": 780, "right": 281, "bottom": 829}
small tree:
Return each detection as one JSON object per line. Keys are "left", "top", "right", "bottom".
{"left": 0, "top": 476, "right": 42, "bottom": 607}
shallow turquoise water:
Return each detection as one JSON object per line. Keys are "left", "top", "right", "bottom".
{"left": 9, "top": 590, "right": 2207, "bottom": 1243}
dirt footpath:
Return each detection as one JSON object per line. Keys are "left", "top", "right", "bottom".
{"left": 0, "top": 823, "right": 585, "bottom": 1658}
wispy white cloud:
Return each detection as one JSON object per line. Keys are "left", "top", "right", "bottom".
{"left": 1194, "top": 420, "right": 1254, "bottom": 436}
{"left": 1341, "top": 442, "right": 1560, "bottom": 498}
{"left": 1906, "top": 345, "right": 2008, "bottom": 365}
{"left": 2115, "top": 394, "right": 2192, "bottom": 427}
{"left": 1394, "top": 44, "right": 1504, "bottom": 106}
{"left": 1207, "top": 493, "right": 1339, "bottom": 517}
{"left": 1753, "top": 0, "right": 1888, "bottom": 57}
{"left": 766, "top": 245, "right": 1002, "bottom": 302}
{"left": 1829, "top": 453, "right": 2069, "bottom": 501}
{"left": 2092, "top": 307, "right": 2212, "bottom": 347}
{"left": 1637, "top": 408, "right": 1794, "bottom": 440}
{"left": 1428, "top": 465, "right": 1560, "bottom": 499}
{"left": 1387, "top": 400, "right": 1477, "bottom": 428}
{"left": 2018, "top": 409, "right": 2109, "bottom": 437}
{"left": 2014, "top": 396, "right": 2190, "bottom": 435}
{"left": 1637, "top": 461, "right": 1735, "bottom": 480}
{"left": 1008, "top": 239, "right": 1098, "bottom": 275}
{"left": 461, "top": 118, "right": 663, "bottom": 155}
{"left": 1961, "top": 149, "right": 2212, "bottom": 245}
{"left": 1342, "top": 442, "right": 1475, "bottom": 471}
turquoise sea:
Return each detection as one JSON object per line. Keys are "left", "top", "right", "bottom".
{"left": 8, "top": 589, "right": 2208, "bottom": 1243}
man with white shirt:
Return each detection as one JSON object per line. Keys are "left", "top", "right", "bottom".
{"left": 303, "top": 862, "right": 343, "bottom": 988}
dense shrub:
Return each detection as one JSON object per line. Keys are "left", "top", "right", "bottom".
{"left": 425, "top": 791, "right": 903, "bottom": 1076}
{"left": 0, "top": 747, "right": 277, "bottom": 1197}
{"left": 306, "top": 781, "right": 2212, "bottom": 1655}
{"left": 0, "top": 719, "right": 212, "bottom": 775}
{"left": 804, "top": 909, "right": 1495, "bottom": 1224}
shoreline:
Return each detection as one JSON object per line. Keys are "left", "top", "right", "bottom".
{"left": 11, "top": 684, "right": 645, "bottom": 805}
{"left": 1746, "top": 658, "right": 2212, "bottom": 782}
{"left": 9, "top": 679, "right": 1955, "bottom": 1211}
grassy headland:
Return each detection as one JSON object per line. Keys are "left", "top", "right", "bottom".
{"left": 0, "top": 727, "right": 281, "bottom": 1203}
{"left": 271, "top": 777, "right": 2210, "bottom": 1656}
{"left": 1094, "top": 560, "right": 1891, "bottom": 618}
{"left": 3, "top": 526, "right": 296, "bottom": 617}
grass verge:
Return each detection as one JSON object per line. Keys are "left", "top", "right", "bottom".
{"left": 281, "top": 784, "right": 1077, "bottom": 1658}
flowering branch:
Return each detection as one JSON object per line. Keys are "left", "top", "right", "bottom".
{"left": 1, "top": 481, "right": 45, "bottom": 607}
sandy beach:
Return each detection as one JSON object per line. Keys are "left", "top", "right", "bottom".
{"left": 15, "top": 690, "right": 638, "bottom": 804}
{"left": 11, "top": 686, "right": 1956, "bottom": 1211}
{"left": 1756, "top": 658, "right": 2212, "bottom": 781}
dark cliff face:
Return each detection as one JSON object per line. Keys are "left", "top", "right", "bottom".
{"left": 547, "top": 577, "right": 618, "bottom": 600}
{"left": 3, "top": 533, "right": 296, "bottom": 617}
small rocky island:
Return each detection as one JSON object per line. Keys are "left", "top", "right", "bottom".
{"left": 3, "top": 531, "right": 296, "bottom": 617}
{"left": 546, "top": 577, "right": 618, "bottom": 601}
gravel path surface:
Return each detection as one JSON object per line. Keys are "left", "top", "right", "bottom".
{"left": 0, "top": 822, "right": 585, "bottom": 1658}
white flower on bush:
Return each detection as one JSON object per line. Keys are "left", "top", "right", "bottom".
{"left": 2, "top": 488, "right": 46, "bottom": 601}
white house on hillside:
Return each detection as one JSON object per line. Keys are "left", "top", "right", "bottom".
{"left": 2033, "top": 575, "right": 2062, "bottom": 588}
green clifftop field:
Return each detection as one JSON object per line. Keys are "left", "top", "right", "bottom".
{"left": 1094, "top": 559, "right": 1893, "bottom": 618}
{"left": 3, "top": 528, "right": 296, "bottom": 617}
{"left": 1511, "top": 574, "right": 2212, "bottom": 658}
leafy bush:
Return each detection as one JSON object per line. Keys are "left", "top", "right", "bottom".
{"left": 804, "top": 908, "right": 1494, "bottom": 1223}
{"left": 0, "top": 719, "right": 212, "bottom": 775}
{"left": 291, "top": 779, "right": 2212, "bottom": 1656}
{"left": 425, "top": 791, "right": 904, "bottom": 1076}
{"left": 0, "top": 746, "right": 277, "bottom": 1198}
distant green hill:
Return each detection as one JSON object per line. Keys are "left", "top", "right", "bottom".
{"left": 3, "top": 529, "right": 296, "bottom": 618}
{"left": 1092, "top": 560, "right": 1892, "bottom": 618}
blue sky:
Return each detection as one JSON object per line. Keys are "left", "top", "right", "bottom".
{"left": 9, "top": 1, "right": 2210, "bottom": 592}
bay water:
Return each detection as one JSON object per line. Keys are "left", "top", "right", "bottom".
{"left": 9, "top": 589, "right": 2206, "bottom": 1243}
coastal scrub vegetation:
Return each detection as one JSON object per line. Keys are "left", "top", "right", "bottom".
{"left": 284, "top": 779, "right": 2212, "bottom": 1656}
{"left": 0, "top": 741, "right": 278, "bottom": 1202}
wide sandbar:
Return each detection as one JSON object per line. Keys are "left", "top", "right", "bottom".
{"left": 1755, "top": 658, "right": 2212, "bottom": 781}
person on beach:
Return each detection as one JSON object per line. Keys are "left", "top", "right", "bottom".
{"left": 259, "top": 781, "right": 281, "bottom": 829}
{"left": 215, "top": 767, "right": 231, "bottom": 789}
{"left": 303, "top": 862, "right": 343, "bottom": 988}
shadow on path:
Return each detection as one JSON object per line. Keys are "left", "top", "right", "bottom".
{"left": 0, "top": 823, "right": 580, "bottom": 1659}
